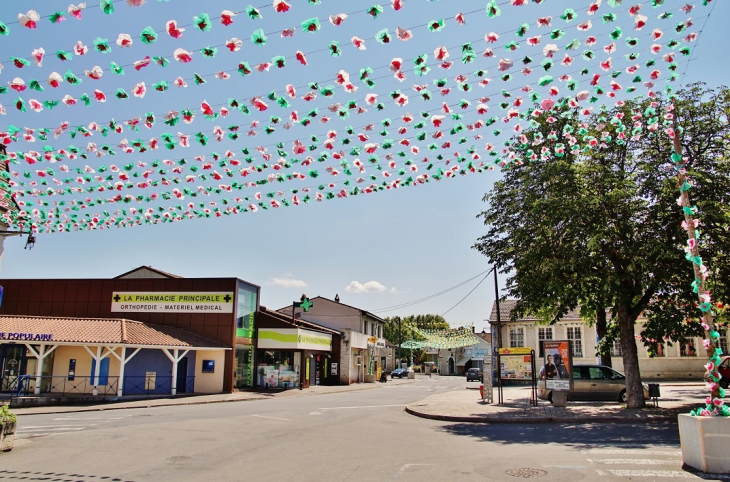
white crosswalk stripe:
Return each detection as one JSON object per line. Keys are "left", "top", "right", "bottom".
{"left": 588, "top": 458, "right": 682, "bottom": 465}
{"left": 16, "top": 415, "right": 130, "bottom": 438}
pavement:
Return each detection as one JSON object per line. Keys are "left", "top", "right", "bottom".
{"left": 9, "top": 376, "right": 417, "bottom": 416}
{"left": 406, "top": 380, "right": 708, "bottom": 424}
{"left": 3, "top": 376, "right": 724, "bottom": 481}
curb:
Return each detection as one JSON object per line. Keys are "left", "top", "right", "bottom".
{"left": 404, "top": 406, "right": 678, "bottom": 424}
{"left": 13, "top": 379, "right": 416, "bottom": 416}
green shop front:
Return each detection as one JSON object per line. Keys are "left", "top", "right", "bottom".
{"left": 255, "top": 307, "right": 341, "bottom": 388}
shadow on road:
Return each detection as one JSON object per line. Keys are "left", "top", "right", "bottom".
{"left": 435, "top": 421, "right": 680, "bottom": 448}
{"left": 0, "top": 470, "right": 135, "bottom": 482}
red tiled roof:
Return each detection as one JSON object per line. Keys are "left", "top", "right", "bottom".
{"left": 0, "top": 315, "right": 228, "bottom": 348}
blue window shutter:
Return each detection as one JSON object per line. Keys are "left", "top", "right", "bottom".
{"left": 90, "top": 358, "right": 110, "bottom": 385}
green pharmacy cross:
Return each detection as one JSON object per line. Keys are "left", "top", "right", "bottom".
{"left": 294, "top": 297, "right": 314, "bottom": 312}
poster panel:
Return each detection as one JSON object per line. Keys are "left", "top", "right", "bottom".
{"left": 542, "top": 340, "right": 573, "bottom": 391}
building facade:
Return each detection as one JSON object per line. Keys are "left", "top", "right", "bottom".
{"left": 489, "top": 300, "right": 711, "bottom": 380}
{"left": 277, "top": 296, "right": 394, "bottom": 384}
{"left": 0, "top": 266, "right": 260, "bottom": 393}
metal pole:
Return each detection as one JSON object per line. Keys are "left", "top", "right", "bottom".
{"left": 494, "top": 268, "right": 501, "bottom": 349}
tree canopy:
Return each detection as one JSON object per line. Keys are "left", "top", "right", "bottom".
{"left": 474, "top": 84, "right": 730, "bottom": 407}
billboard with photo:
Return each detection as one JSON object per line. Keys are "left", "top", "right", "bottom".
{"left": 541, "top": 340, "right": 573, "bottom": 391}
{"left": 498, "top": 348, "right": 533, "bottom": 380}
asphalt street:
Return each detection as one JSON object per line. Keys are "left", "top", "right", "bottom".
{"left": 0, "top": 377, "right": 718, "bottom": 482}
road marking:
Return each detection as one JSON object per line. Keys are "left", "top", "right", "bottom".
{"left": 18, "top": 427, "right": 87, "bottom": 433}
{"left": 600, "top": 469, "right": 722, "bottom": 478}
{"left": 320, "top": 404, "right": 406, "bottom": 410}
{"left": 18, "top": 424, "right": 94, "bottom": 430}
{"left": 53, "top": 417, "right": 126, "bottom": 420}
{"left": 308, "top": 412, "right": 321, "bottom": 416}
{"left": 581, "top": 450, "right": 682, "bottom": 456}
{"left": 587, "top": 459, "right": 682, "bottom": 466}
{"left": 251, "top": 415, "right": 291, "bottom": 422}
{"left": 388, "top": 464, "right": 433, "bottom": 481}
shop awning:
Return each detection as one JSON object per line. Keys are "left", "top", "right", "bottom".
{"left": 456, "top": 356, "right": 471, "bottom": 366}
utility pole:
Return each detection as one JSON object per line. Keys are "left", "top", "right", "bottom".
{"left": 494, "top": 268, "right": 501, "bottom": 349}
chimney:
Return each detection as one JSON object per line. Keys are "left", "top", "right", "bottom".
{"left": 335, "top": 294, "right": 340, "bottom": 303}
{"left": 472, "top": 326, "right": 475, "bottom": 333}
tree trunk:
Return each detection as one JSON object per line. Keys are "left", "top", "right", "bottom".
{"left": 617, "top": 306, "right": 644, "bottom": 408}
{"left": 596, "top": 308, "right": 612, "bottom": 368}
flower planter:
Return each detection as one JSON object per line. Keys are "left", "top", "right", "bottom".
{"left": 679, "top": 414, "right": 730, "bottom": 474}
{"left": 364, "top": 374, "right": 376, "bottom": 383}
{"left": 1, "top": 421, "right": 16, "bottom": 452}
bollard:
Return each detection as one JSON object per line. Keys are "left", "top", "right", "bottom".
{"left": 480, "top": 383, "right": 484, "bottom": 400}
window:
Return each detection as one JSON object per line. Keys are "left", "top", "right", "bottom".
{"left": 538, "top": 327, "right": 553, "bottom": 357}
{"left": 567, "top": 327, "right": 582, "bottom": 357}
{"left": 509, "top": 328, "right": 525, "bottom": 348}
{"left": 681, "top": 339, "right": 698, "bottom": 357}
{"left": 610, "top": 340, "right": 622, "bottom": 357}
{"left": 588, "top": 367, "right": 608, "bottom": 380}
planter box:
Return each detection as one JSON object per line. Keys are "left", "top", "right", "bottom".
{"left": 364, "top": 374, "right": 375, "bottom": 383}
{"left": 679, "top": 414, "right": 730, "bottom": 474}
{"left": 1, "top": 421, "right": 16, "bottom": 452}
{"left": 407, "top": 372, "right": 416, "bottom": 379}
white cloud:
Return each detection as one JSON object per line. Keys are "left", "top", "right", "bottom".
{"left": 389, "top": 287, "right": 407, "bottom": 294}
{"left": 266, "top": 275, "right": 308, "bottom": 289}
{"left": 345, "top": 280, "right": 387, "bottom": 294}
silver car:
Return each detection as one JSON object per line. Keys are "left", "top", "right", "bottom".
{"left": 538, "top": 364, "right": 650, "bottom": 404}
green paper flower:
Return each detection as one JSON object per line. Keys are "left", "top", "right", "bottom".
{"left": 329, "top": 41, "right": 342, "bottom": 57}
{"left": 80, "top": 93, "right": 90, "bottom": 106}
{"left": 238, "top": 61, "right": 252, "bottom": 76}
{"left": 28, "top": 80, "right": 43, "bottom": 91}
{"left": 538, "top": 75, "right": 553, "bottom": 86}
{"left": 101, "top": 0, "right": 114, "bottom": 15}
{"left": 153, "top": 56, "right": 169, "bottom": 67}
{"left": 153, "top": 81, "right": 169, "bottom": 91}
{"left": 251, "top": 29, "right": 267, "bottom": 46}
{"left": 376, "top": 28, "right": 391, "bottom": 44}
{"left": 272, "top": 56, "right": 286, "bottom": 68}
{"left": 194, "top": 73, "right": 206, "bottom": 85}
{"left": 428, "top": 19, "right": 445, "bottom": 32}
{"left": 64, "top": 69, "right": 82, "bottom": 85}
{"left": 516, "top": 23, "right": 529, "bottom": 37}
{"left": 201, "top": 46, "right": 218, "bottom": 58}
{"left": 367, "top": 5, "right": 384, "bottom": 18}
{"left": 49, "top": 12, "right": 65, "bottom": 24}
{"left": 11, "top": 57, "right": 30, "bottom": 68}
{"left": 140, "top": 26, "right": 158, "bottom": 44}
{"left": 110, "top": 62, "right": 124, "bottom": 75}
{"left": 602, "top": 13, "right": 616, "bottom": 23}
{"left": 116, "top": 88, "right": 129, "bottom": 99}
{"left": 56, "top": 50, "right": 73, "bottom": 61}
{"left": 0, "top": 21, "right": 9, "bottom": 36}
{"left": 246, "top": 5, "right": 262, "bottom": 20}
{"left": 301, "top": 17, "right": 320, "bottom": 34}
{"left": 486, "top": 0, "right": 501, "bottom": 17}
{"left": 194, "top": 13, "right": 212, "bottom": 32}
{"left": 94, "top": 38, "right": 111, "bottom": 53}
{"left": 550, "top": 29, "right": 565, "bottom": 40}
{"left": 565, "top": 39, "right": 580, "bottom": 51}
{"left": 505, "top": 41, "right": 520, "bottom": 51}
{"left": 610, "top": 27, "right": 623, "bottom": 40}
{"left": 561, "top": 9, "right": 577, "bottom": 22}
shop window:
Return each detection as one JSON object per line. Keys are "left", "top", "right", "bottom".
{"left": 257, "top": 350, "right": 299, "bottom": 388}
{"left": 567, "top": 327, "right": 582, "bottom": 357}
{"left": 236, "top": 284, "right": 258, "bottom": 339}
{"left": 681, "top": 339, "right": 698, "bottom": 357}
{"left": 234, "top": 345, "right": 250, "bottom": 389}
{"left": 509, "top": 328, "right": 524, "bottom": 348}
{"left": 538, "top": 327, "right": 553, "bottom": 357}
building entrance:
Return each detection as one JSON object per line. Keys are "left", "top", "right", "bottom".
{"left": 1, "top": 344, "right": 27, "bottom": 392}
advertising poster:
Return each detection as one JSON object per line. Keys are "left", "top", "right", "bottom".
{"left": 498, "top": 348, "right": 533, "bottom": 380}
{"left": 542, "top": 340, "right": 573, "bottom": 391}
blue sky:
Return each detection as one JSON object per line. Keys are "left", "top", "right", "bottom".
{"left": 0, "top": 0, "right": 726, "bottom": 332}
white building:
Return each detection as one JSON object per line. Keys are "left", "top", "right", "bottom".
{"left": 489, "top": 300, "right": 712, "bottom": 380}
{"left": 278, "top": 296, "right": 394, "bottom": 384}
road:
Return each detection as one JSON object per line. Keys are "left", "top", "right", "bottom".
{"left": 0, "top": 376, "right": 717, "bottom": 482}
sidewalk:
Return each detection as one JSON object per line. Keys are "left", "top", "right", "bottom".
{"left": 406, "top": 383, "right": 706, "bottom": 424}
{"left": 11, "top": 378, "right": 415, "bottom": 416}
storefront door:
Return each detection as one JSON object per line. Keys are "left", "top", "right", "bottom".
{"left": 1, "top": 345, "right": 27, "bottom": 392}
{"left": 176, "top": 357, "right": 189, "bottom": 394}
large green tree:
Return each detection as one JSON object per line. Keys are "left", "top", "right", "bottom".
{"left": 383, "top": 314, "right": 450, "bottom": 363}
{"left": 474, "top": 84, "right": 730, "bottom": 408}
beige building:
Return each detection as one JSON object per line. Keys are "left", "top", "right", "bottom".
{"left": 489, "top": 300, "right": 714, "bottom": 380}
{"left": 278, "top": 296, "right": 394, "bottom": 384}
{"left": 425, "top": 331, "right": 492, "bottom": 376}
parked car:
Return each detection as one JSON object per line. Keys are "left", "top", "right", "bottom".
{"left": 538, "top": 364, "right": 650, "bottom": 404}
{"left": 466, "top": 367, "right": 483, "bottom": 382}
{"left": 705, "top": 355, "right": 730, "bottom": 389}
{"left": 391, "top": 368, "right": 408, "bottom": 379}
